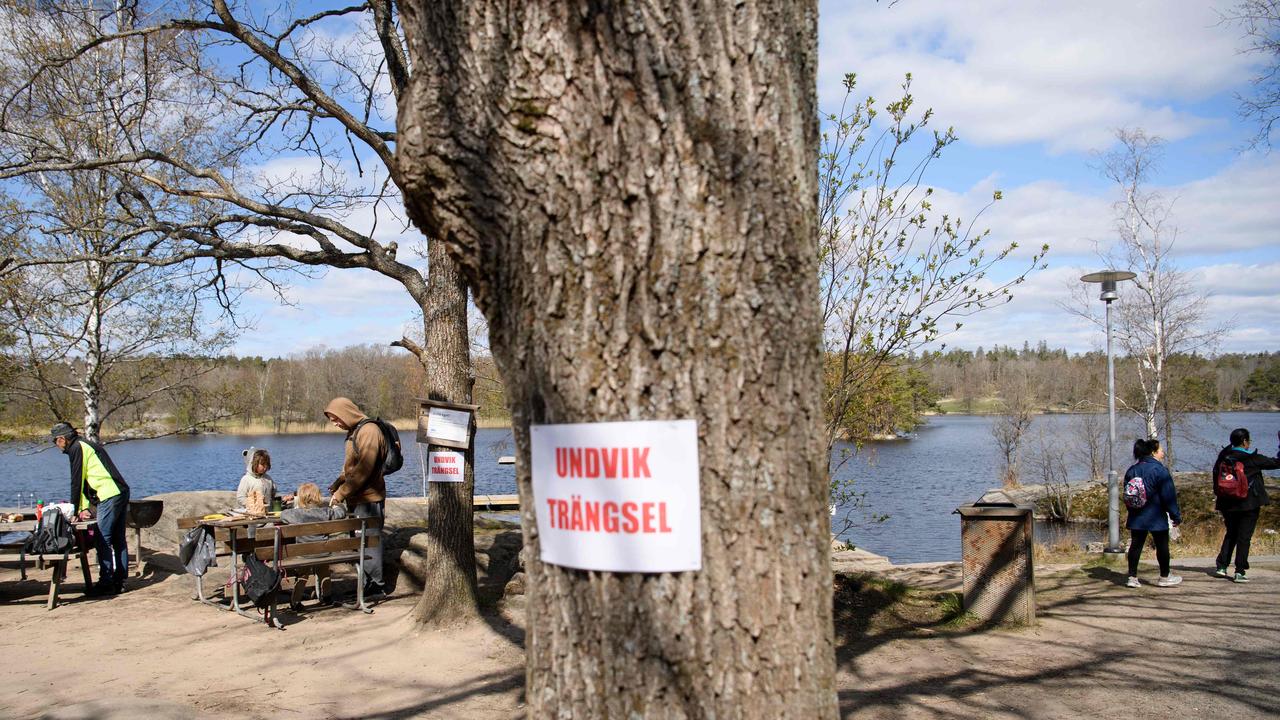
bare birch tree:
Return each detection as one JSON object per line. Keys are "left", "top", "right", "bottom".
{"left": 0, "top": 1, "right": 237, "bottom": 441}
{"left": 1093, "top": 129, "right": 1221, "bottom": 461}
{"left": 0, "top": 0, "right": 480, "bottom": 625}
{"left": 991, "top": 372, "right": 1034, "bottom": 487}
{"left": 1, "top": 236, "right": 233, "bottom": 442}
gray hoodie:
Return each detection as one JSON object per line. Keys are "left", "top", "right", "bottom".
{"left": 280, "top": 505, "right": 347, "bottom": 543}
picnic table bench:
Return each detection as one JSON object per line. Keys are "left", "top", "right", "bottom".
{"left": 177, "top": 513, "right": 382, "bottom": 628}
{"left": 0, "top": 514, "right": 96, "bottom": 610}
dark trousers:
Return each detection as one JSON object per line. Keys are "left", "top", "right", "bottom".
{"left": 1217, "top": 509, "right": 1260, "bottom": 573}
{"left": 95, "top": 492, "right": 130, "bottom": 586}
{"left": 1128, "top": 529, "right": 1170, "bottom": 577}
{"left": 352, "top": 500, "right": 384, "bottom": 586}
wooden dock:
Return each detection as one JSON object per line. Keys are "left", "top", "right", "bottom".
{"left": 401, "top": 494, "right": 520, "bottom": 512}
{"left": 472, "top": 494, "right": 520, "bottom": 512}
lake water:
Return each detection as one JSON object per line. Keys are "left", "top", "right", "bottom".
{"left": 3, "top": 412, "right": 1276, "bottom": 563}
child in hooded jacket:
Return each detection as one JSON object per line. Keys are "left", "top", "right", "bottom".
{"left": 236, "top": 448, "right": 276, "bottom": 509}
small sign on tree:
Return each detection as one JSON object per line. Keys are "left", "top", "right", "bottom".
{"left": 416, "top": 398, "right": 478, "bottom": 449}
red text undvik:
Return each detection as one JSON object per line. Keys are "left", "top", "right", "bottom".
{"left": 554, "top": 447, "right": 651, "bottom": 478}
{"left": 431, "top": 454, "right": 460, "bottom": 475}
{"left": 546, "top": 447, "right": 670, "bottom": 534}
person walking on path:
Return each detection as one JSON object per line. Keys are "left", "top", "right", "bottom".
{"left": 323, "top": 397, "right": 387, "bottom": 597}
{"left": 1213, "top": 428, "right": 1280, "bottom": 583}
{"left": 1125, "top": 438, "right": 1182, "bottom": 589}
{"left": 51, "top": 422, "right": 130, "bottom": 596}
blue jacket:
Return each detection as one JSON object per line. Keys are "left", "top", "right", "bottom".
{"left": 1124, "top": 456, "right": 1181, "bottom": 531}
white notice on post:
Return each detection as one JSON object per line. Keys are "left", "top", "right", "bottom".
{"left": 531, "top": 419, "right": 701, "bottom": 573}
{"left": 428, "top": 451, "right": 465, "bottom": 482}
{"left": 426, "top": 407, "right": 471, "bottom": 446}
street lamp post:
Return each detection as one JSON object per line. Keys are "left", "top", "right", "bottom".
{"left": 1081, "top": 270, "right": 1136, "bottom": 553}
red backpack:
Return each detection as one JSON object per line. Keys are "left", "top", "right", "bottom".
{"left": 1214, "top": 457, "right": 1250, "bottom": 499}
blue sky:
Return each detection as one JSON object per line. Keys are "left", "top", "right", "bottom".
{"left": 231, "top": 0, "right": 1279, "bottom": 358}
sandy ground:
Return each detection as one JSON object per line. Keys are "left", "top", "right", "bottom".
{"left": 2, "top": 552, "right": 1277, "bottom": 719}
{"left": 839, "top": 555, "right": 1280, "bottom": 719}
{"left": 0, "top": 563, "right": 526, "bottom": 720}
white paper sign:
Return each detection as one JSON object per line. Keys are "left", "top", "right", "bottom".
{"left": 426, "top": 407, "right": 470, "bottom": 446}
{"left": 531, "top": 419, "right": 701, "bottom": 573}
{"left": 428, "top": 451, "right": 465, "bottom": 482}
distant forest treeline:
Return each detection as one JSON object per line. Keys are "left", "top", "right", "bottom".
{"left": 918, "top": 343, "right": 1279, "bottom": 413}
{"left": 2, "top": 343, "right": 1277, "bottom": 440}
{"left": 0, "top": 344, "right": 509, "bottom": 437}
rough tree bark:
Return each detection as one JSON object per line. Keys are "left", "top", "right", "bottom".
{"left": 397, "top": 2, "right": 835, "bottom": 716}
{"left": 409, "top": 238, "right": 481, "bottom": 625}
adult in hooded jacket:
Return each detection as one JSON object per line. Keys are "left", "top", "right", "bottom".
{"left": 323, "top": 397, "right": 387, "bottom": 595}
{"left": 1214, "top": 427, "right": 1280, "bottom": 582}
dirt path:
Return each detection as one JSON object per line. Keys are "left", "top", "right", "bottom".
{"left": 3, "top": 554, "right": 1277, "bottom": 719}
{"left": 0, "top": 565, "right": 525, "bottom": 720}
{"left": 837, "top": 556, "right": 1280, "bottom": 719}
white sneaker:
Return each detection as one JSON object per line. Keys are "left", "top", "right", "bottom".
{"left": 1126, "top": 576, "right": 1141, "bottom": 588}
{"left": 1156, "top": 575, "right": 1183, "bottom": 587}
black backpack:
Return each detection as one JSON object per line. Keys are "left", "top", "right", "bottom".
{"left": 22, "top": 511, "right": 74, "bottom": 564}
{"left": 354, "top": 417, "right": 404, "bottom": 475}
{"left": 242, "top": 553, "right": 281, "bottom": 609}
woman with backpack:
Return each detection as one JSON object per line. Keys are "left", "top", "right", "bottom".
{"left": 1212, "top": 428, "right": 1280, "bottom": 583}
{"left": 1123, "top": 438, "right": 1182, "bottom": 589}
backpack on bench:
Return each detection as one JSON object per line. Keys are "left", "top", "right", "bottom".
{"left": 21, "top": 510, "right": 75, "bottom": 566}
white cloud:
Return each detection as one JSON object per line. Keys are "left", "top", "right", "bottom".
{"left": 927, "top": 258, "right": 1280, "bottom": 354}
{"left": 916, "top": 156, "right": 1280, "bottom": 272}
{"left": 1194, "top": 262, "right": 1280, "bottom": 298}
{"left": 1164, "top": 161, "right": 1280, "bottom": 253}
{"left": 819, "top": 0, "right": 1255, "bottom": 152}
{"left": 230, "top": 266, "right": 422, "bottom": 357}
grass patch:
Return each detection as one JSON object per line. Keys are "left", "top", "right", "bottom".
{"left": 834, "top": 574, "right": 987, "bottom": 641}
{"left": 1081, "top": 552, "right": 1120, "bottom": 571}
{"left": 863, "top": 577, "right": 910, "bottom": 602}
{"left": 1055, "top": 475, "right": 1280, "bottom": 559}
{"left": 936, "top": 592, "right": 978, "bottom": 627}
{"left": 935, "top": 397, "right": 1004, "bottom": 414}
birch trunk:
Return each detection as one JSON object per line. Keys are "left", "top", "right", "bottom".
{"left": 397, "top": 2, "right": 835, "bottom": 715}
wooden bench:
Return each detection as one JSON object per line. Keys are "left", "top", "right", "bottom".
{"left": 253, "top": 517, "right": 383, "bottom": 616}
{"left": 176, "top": 515, "right": 382, "bottom": 627}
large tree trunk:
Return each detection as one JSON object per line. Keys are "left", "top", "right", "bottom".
{"left": 397, "top": 2, "right": 835, "bottom": 716}
{"left": 410, "top": 238, "right": 481, "bottom": 626}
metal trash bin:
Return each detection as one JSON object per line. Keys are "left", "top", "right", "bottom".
{"left": 955, "top": 502, "right": 1035, "bottom": 624}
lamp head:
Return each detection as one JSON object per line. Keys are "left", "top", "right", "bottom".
{"left": 1080, "top": 270, "right": 1136, "bottom": 303}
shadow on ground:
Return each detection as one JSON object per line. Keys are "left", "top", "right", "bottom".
{"left": 835, "top": 559, "right": 1280, "bottom": 719}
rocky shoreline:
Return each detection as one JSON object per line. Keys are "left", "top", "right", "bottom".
{"left": 140, "top": 491, "right": 964, "bottom": 602}
{"left": 139, "top": 491, "right": 530, "bottom": 608}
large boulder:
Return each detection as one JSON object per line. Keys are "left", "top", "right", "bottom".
{"left": 137, "top": 491, "right": 237, "bottom": 551}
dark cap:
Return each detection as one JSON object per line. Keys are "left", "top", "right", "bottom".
{"left": 50, "top": 423, "right": 76, "bottom": 440}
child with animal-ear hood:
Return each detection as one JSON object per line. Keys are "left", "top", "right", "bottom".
{"left": 236, "top": 447, "right": 276, "bottom": 509}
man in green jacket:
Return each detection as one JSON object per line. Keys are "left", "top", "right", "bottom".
{"left": 52, "top": 422, "right": 130, "bottom": 595}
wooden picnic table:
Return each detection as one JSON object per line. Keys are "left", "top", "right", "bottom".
{"left": 0, "top": 516, "right": 97, "bottom": 610}
{"left": 178, "top": 513, "right": 288, "bottom": 628}
{"left": 177, "top": 511, "right": 383, "bottom": 628}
